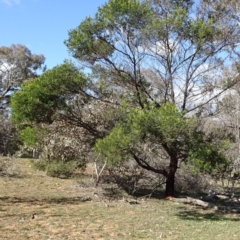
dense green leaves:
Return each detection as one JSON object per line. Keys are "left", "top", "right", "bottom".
{"left": 11, "top": 62, "right": 87, "bottom": 126}
{"left": 97, "top": 0, "right": 152, "bottom": 28}
{"left": 96, "top": 103, "right": 194, "bottom": 164}
{"left": 66, "top": 17, "right": 114, "bottom": 62}
{"left": 19, "top": 126, "right": 48, "bottom": 148}
{"left": 96, "top": 102, "right": 231, "bottom": 176}
{"left": 187, "top": 131, "right": 231, "bottom": 175}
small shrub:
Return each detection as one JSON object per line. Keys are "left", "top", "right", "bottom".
{"left": 32, "top": 158, "right": 86, "bottom": 178}
{"left": 31, "top": 158, "right": 48, "bottom": 171}
{"left": 46, "top": 160, "right": 75, "bottom": 178}
{"left": 0, "top": 158, "right": 9, "bottom": 174}
{"left": 0, "top": 157, "right": 18, "bottom": 176}
{"left": 175, "top": 163, "right": 221, "bottom": 195}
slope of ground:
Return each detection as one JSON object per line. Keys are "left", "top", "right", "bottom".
{"left": 0, "top": 157, "right": 240, "bottom": 240}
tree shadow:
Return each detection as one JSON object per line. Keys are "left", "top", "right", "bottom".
{"left": 0, "top": 195, "right": 92, "bottom": 206}
{"left": 0, "top": 172, "right": 27, "bottom": 179}
{"left": 101, "top": 185, "right": 166, "bottom": 200}
{"left": 176, "top": 206, "right": 240, "bottom": 222}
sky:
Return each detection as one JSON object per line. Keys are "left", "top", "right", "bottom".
{"left": 0, "top": 0, "right": 107, "bottom": 69}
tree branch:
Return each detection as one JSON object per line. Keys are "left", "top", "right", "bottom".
{"left": 131, "top": 152, "right": 167, "bottom": 176}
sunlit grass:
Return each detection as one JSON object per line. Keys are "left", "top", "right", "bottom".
{"left": 0, "top": 157, "right": 240, "bottom": 239}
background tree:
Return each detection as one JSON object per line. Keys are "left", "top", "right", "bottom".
{"left": 0, "top": 113, "right": 20, "bottom": 156}
{"left": 213, "top": 80, "right": 240, "bottom": 188}
{"left": 0, "top": 44, "right": 45, "bottom": 155}
{"left": 0, "top": 44, "right": 45, "bottom": 110}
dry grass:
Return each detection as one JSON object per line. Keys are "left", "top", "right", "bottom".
{"left": 0, "top": 157, "right": 240, "bottom": 240}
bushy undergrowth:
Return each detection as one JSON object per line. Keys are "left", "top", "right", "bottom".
{"left": 175, "top": 163, "right": 221, "bottom": 195}
{"left": 46, "top": 161, "right": 75, "bottom": 178}
{"left": 101, "top": 161, "right": 165, "bottom": 197}
{"left": 98, "top": 160, "right": 219, "bottom": 197}
{"left": 32, "top": 158, "right": 86, "bottom": 178}
{"left": 0, "top": 157, "right": 19, "bottom": 176}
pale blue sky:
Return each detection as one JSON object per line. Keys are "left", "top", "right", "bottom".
{"left": 0, "top": 0, "right": 107, "bottom": 69}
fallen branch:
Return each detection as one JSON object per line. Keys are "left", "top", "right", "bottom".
{"left": 172, "top": 197, "right": 218, "bottom": 209}
{"left": 171, "top": 196, "right": 240, "bottom": 213}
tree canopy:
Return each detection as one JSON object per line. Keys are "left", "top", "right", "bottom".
{"left": 11, "top": 62, "right": 88, "bottom": 125}
{"left": 65, "top": 0, "right": 240, "bottom": 112}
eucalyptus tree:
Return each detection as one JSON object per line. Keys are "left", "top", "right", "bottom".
{"left": 0, "top": 44, "right": 45, "bottom": 110}
{"left": 0, "top": 44, "right": 45, "bottom": 155}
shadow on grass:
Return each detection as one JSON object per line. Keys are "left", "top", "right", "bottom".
{"left": 223, "top": 186, "right": 240, "bottom": 195}
{"left": 0, "top": 173, "right": 28, "bottom": 179}
{"left": 101, "top": 184, "right": 166, "bottom": 200}
{"left": 0, "top": 196, "right": 92, "bottom": 206}
{"left": 176, "top": 206, "right": 240, "bottom": 222}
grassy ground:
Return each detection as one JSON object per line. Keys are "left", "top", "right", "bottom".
{"left": 0, "top": 157, "right": 240, "bottom": 240}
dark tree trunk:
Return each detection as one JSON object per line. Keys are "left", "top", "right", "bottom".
{"left": 131, "top": 150, "right": 179, "bottom": 198}
{"left": 165, "top": 157, "right": 178, "bottom": 197}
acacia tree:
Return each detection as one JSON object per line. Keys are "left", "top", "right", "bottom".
{"left": 64, "top": 0, "right": 240, "bottom": 196}
{"left": 11, "top": 0, "right": 240, "bottom": 196}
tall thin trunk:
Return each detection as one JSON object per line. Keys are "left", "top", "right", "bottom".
{"left": 165, "top": 157, "right": 178, "bottom": 197}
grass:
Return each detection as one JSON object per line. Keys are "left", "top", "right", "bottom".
{"left": 0, "top": 157, "right": 240, "bottom": 239}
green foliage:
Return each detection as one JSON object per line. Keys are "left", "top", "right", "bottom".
{"left": 135, "top": 103, "right": 193, "bottom": 143}
{"left": 95, "top": 124, "right": 133, "bottom": 165}
{"left": 187, "top": 131, "right": 231, "bottom": 175}
{"left": 11, "top": 62, "right": 87, "bottom": 127}
{"left": 97, "top": 0, "right": 152, "bottom": 28}
{"left": 66, "top": 17, "right": 114, "bottom": 62}
{"left": 96, "top": 103, "right": 194, "bottom": 164}
{"left": 96, "top": 102, "right": 231, "bottom": 175}
{"left": 65, "top": 0, "right": 152, "bottom": 63}
{"left": 32, "top": 158, "right": 84, "bottom": 179}
{"left": 146, "top": 5, "right": 218, "bottom": 50}
{"left": 187, "top": 18, "right": 219, "bottom": 48}
{"left": 19, "top": 126, "right": 48, "bottom": 147}
{"left": 46, "top": 160, "right": 76, "bottom": 178}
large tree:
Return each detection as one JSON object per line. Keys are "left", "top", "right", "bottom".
{"left": 64, "top": 0, "right": 240, "bottom": 196}
{"left": 12, "top": 0, "right": 240, "bottom": 196}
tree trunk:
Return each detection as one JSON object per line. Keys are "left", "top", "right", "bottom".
{"left": 131, "top": 151, "right": 178, "bottom": 197}
{"left": 165, "top": 158, "right": 178, "bottom": 197}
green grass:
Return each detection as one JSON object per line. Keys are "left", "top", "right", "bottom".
{"left": 0, "top": 157, "right": 240, "bottom": 239}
